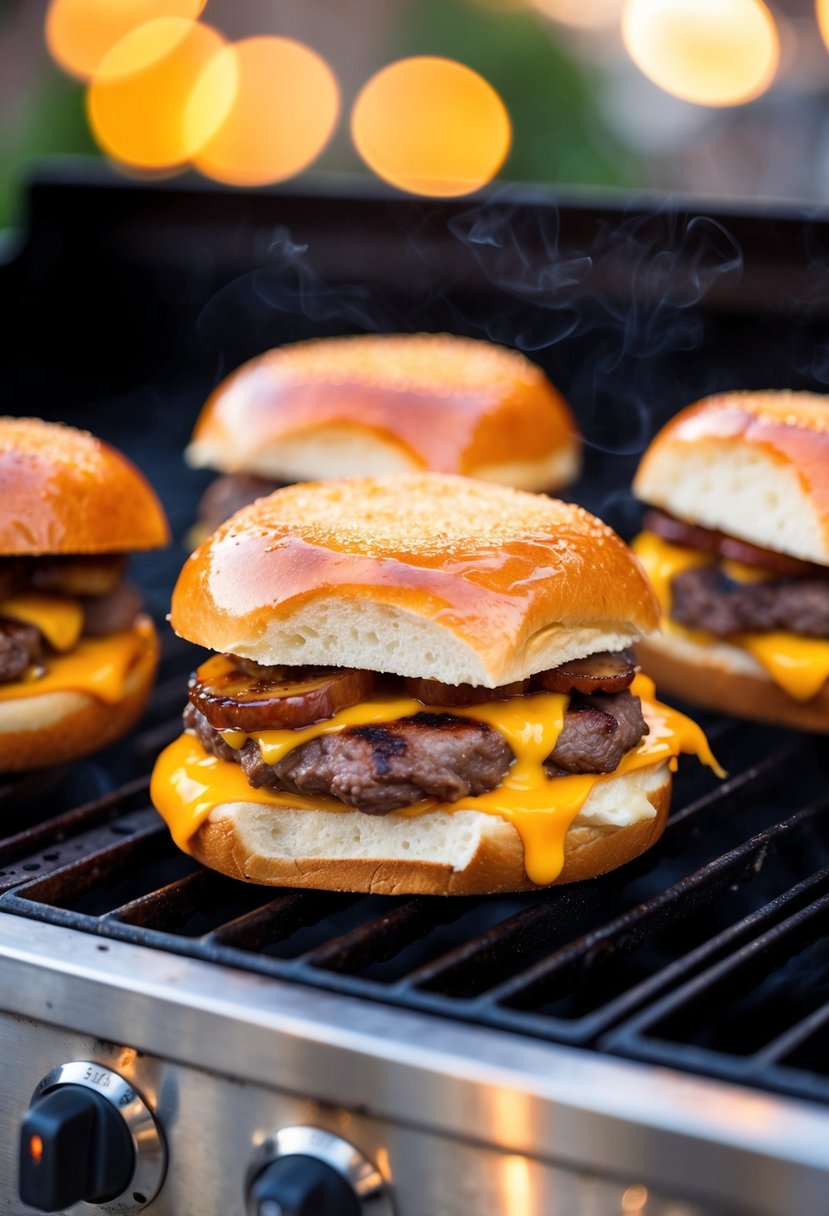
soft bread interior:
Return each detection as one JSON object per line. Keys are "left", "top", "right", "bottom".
{"left": 638, "top": 628, "right": 766, "bottom": 680}
{"left": 187, "top": 425, "right": 421, "bottom": 481}
{"left": 635, "top": 439, "right": 827, "bottom": 565}
{"left": 636, "top": 632, "right": 829, "bottom": 733}
{"left": 473, "top": 446, "right": 582, "bottom": 492}
{"left": 188, "top": 428, "right": 581, "bottom": 493}
{"left": 232, "top": 597, "right": 644, "bottom": 687}
{"left": 205, "top": 761, "right": 668, "bottom": 869}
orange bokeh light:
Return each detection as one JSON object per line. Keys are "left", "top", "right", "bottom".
{"left": 187, "top": 37, "right": 340, "bottom": 187}
{"left": 351, "top": 56, "right": 511, "bottom": 197}
{"left": 622, "top": 0, "right": 779, "bottom": 107}
{"left": 818, "top": 0, "right": 829, "bottom": 51}
{"left": 87, "top": 17, "right": 228, "bottom": 171}
{"left": 46, "top": 0, "right": 206, "bottom": 80}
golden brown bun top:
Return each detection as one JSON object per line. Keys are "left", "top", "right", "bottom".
{"left": 0, "top": 418, "right": 170, "bottom": 555}
{"left": 171, "top": 474, "right": 659, "bottom": 686}
{"left": 187, "top": 333, "right": 580, "bottom": 487}
{"left": 634, "top": 390, "right": 829, "bottom": 564}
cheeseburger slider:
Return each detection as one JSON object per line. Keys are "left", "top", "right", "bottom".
{"left": 152, "top": 475, "right": 719, "bottom": 895}
{"left": 186, "top": 332, "right": 581, "bottom": 535}
{"left": 0, "top": 418, "right": 169, "bottom": 770}
{"left": 632, "top": 391, "right": 829, "bottom": 732}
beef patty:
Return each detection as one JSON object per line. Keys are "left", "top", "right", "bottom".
{"left": 671, "top": 567, "right": 829, "bottom": 638}
{"left": 81, "top": 582, "right": 144, "bottom": 636}
{"left": 0, "top": 619, "right": 42, "bottom": 683}
{"left": 185, "top": 688, "right": 649, "bottom": 815}
{"left": 0, "top": 573, "right": 143, "bottom": 685}
{"left": 197, "top": 473, "right": 284, "bottom": 533}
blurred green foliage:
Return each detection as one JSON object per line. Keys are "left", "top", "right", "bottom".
{"left": 398, "top": 0, "right": 640, "bottom": 187}
{"left": 0, "top": 69, "right": 94, "bottom": 225}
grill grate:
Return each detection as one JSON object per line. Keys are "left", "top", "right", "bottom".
{"left": 2, "top": 690, "right": 828, "bottom": 1102}
{"left": 4, "top": 172, "right": 829, "bottom": 1108}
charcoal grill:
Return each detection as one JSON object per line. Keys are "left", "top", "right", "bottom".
{"left": 1, "top": 164, "right": 829, "bottom": 1216}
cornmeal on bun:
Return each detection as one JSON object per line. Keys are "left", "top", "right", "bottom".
{"left": 152, "top": 475, "right": 719, "bottom": 895}
{"left": 632, "top": 390, "right": 829, "bottom": 732}
{"left": 186, "top": 333, "right": 581, "bottom": 535}
{"left": 0, "top": 418, "right": 169, "bottom": 770}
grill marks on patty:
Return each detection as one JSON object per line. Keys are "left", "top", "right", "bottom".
{"left": 184, "top": 688, "right": 649, "bottom": 816}
{"left": 671, "top": 566, "right": 829, "bottom": 638}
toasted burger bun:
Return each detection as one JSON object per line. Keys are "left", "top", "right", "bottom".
{"left": 188, "top": 761, "right": 671, "bottom": 895}
{"left": 0, "top": 618, "right": 161, "bottom": 771}
{"left": 636, "top": 633, "right": 829, "bottom": 734}
{"left": 633, "top": 390, "right": 829, "bottom": 566}
{"left": 0, "top": 417, "right": 170, "bottom": 555}
{"left": 186, "top": 333, "right": 581, "bottom": 492}
{"left": 171, "top": 474, "right": 660, "bottom": 688}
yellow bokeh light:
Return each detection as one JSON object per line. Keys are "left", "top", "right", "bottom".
{"left": 87, "top": 17, "right": 228, "bottom": 171}
{"left": 622, "top": 0, "right": 779, "bottom": 107}
{"left": 188, "top": 37, "right": 340, "bottom": 187}
{"left": 351, "top": 56, "right": 511, "bottom": 197}
{"left": 46, "top": 0, "right": 206, "bottom": 80}
{"left": 533, "top": 0, "right": 623, "bottom": 29}
{"left": 818, "top": 0, "right": 829, "bottom": 51}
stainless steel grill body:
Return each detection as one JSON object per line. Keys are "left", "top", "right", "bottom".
{"left": 3, "top": 917, "right": 829, "bottom": 1216}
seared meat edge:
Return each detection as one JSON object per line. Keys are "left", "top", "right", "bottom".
{"left": 671, "top": 566, "right": 829, "bottom": 638}
{"left": 185, "top": 688, "right": 649, "bottom": 816}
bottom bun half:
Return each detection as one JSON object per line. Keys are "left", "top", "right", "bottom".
{"left": 188, "top": 761, "right": 671, "bottom": 896}
{"left": 636, "top": 634, "right": 829, "bottom": 734}
{"left": 0, "top": 622, "right": 160, "bottom": 772}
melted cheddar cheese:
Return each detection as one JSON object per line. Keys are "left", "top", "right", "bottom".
{"left": 0, "top": 617, "right": 155, "bottom": 705}
{"left": 151, "top": 673, "right": 721, "bottom": 886}
{"left": 633, "top": 531, "right": 829, "bottom": 702}
{"left": 0, "top": 594, "right": 84, "bottom": 652}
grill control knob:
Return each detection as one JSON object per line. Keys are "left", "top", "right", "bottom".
{"left": 20, "top": 1085, "right": 133, "bottom": 1210}
{"left": 249, "top": 1155, "right": 361, "bottom": 1216}
{"left": 19, "top": 1061, "right": 166, "bottom": 1213}
{"left": 246, "top": 1127, "right": 393, "bottom": 1216}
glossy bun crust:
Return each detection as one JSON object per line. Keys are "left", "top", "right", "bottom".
{"left": 171, "top": 474, "right": 660, "bottom": 687}
{"left": 188, "top": 763, "right": 671, "bottom": 895}
{"left": 186, "top": 333, "right": 581, "bottom": 492}
{"left": 0, "top": 417, "right": 170, "bottom": 555}
{"left": 636, "top": 634, "right": 829, "bottom": 734}
{"left": 0, "top": 618, "right": 160, "bottom": 771}
{"left": 634, "top": 390, "right": 829, "bottom": 565}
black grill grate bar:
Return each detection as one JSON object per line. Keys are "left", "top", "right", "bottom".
{"left": 665, "top": 740, "right": 803, "bottom": 833}
{"left": 0, "top": 776, "right": 150, "bottom": 870}
{"left": 603, "top": 883, "right": 829, "bottom": 1064}
{"left": 299, "top": 897, "right": 468, "bottom": 973}
{"left": 485, "top": 799, "right": 829, "bottom": 1011}
{"left": 585, "top": 854, "right": 829, "bottom": 1041}
{"left": 394, "top": 748, "right": 801, "bottom": 996}
{"left": 396, "top": 899, "right": 572, "bottom": 994}
{"left": 103, "top": 870, "right": 217, "bottom": 930}
{"left": 752, "top": 1000, "right": 829, "bottom": 1068}
{"left": 203, "top": 890, "right": 331, "bottom": 949}
{"left": 6, "top": 812, "right": 165, "bottom": 906}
